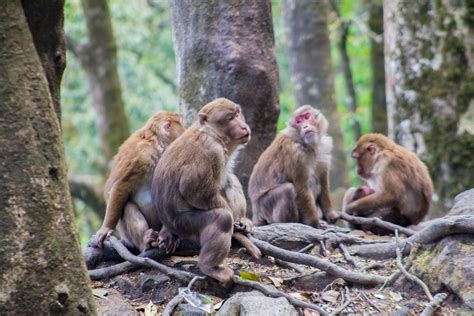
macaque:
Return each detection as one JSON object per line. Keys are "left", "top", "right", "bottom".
{"left": 249, "top": 105, "right": 337, "bottom": 228}
{"left": 95, "top": 112, "right": 185, "bottom": 252}
{"left": 152, "top": 98, "right": 257, "bottom": 285}
{"left": 343, "top": 133, "right": 434, "bottom": 233}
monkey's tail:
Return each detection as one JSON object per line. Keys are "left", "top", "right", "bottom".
{"left": 232, "top": 232, "right": 262, "bottom": 259}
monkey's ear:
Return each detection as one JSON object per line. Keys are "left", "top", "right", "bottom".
{"left": 178, "top": 114, "right": 184, "bottom": 125}
{"left": 162, "top": 118, "right": 172, "bottom": 133}
{"left": 367, "top": 143, "right": 376, "bottom": 154}
{"left": 198, "top": 112, "right": 207, "bottom": 125}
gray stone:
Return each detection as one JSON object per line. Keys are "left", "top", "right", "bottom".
{"left": 179, "top": 303, "right": 207, "bottom": 316}
{"left": 216, "top": 291, "right": 297, "bottom": 316}
{"left": 446, "top": 189, "right": 474, "bottom": 216}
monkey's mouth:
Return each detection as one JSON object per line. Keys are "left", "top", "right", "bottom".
{"left": 356, "top": 164, "right": 369, "bottom": 178}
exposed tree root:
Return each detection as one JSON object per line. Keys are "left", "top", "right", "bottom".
{"left": 339, "top": 213, "right": 416, "bottom": 236}
{"left": 420, "top": 293, "right": 448, "bottom": 316}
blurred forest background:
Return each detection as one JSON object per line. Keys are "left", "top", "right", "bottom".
{"left": 60, "top": 0, "right": 474, "bottom": 245}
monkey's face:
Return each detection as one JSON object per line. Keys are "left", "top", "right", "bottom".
{"left": 291, "top": 107, "right": 328, "bottom": 145}
{"left": 351, "top": 141, "right": 377, "bottom": 179}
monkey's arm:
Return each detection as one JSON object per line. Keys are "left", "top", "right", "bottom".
{"left": 317, "top": 169, "right": 339, "bottom": 222}
{"left": 345, "top": 192, "right": 396, "bottom": 216}
{"left": 298, "top": 187, "right": 321, "bottom": 227}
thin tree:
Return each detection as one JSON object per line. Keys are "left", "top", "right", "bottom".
{"left": 0, "top": 1, "right": 96, "bottom": 313}
{"left": 385, "top": 0, "right": 474, "bottom": 216}
{"left": 284, "top": 0, "right": 350, "bottom": 190}
{"left": 170, "top": 0, "right": 280, "bottom": 202}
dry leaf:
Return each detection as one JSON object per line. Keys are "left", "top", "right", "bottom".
{"left": 304, "top": 308, "right": 320, "bottom": 316}
{"left": 321, "top": 290, "right": 339, "bottom": 303}
{"left": 92, "top": 288, "right": 108, "bottom": 300}
{"left": 389, "top": 291, "right": 403, "bottom": 302}
{"left": 144, "top": 301, "right": 158, "bottom": 316}
{"left": 268, "top": 276, "right": 284, "bottom": 287}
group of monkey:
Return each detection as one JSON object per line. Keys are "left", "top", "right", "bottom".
{"left": 94, "top": 97, "right": 434, "bottom": 285}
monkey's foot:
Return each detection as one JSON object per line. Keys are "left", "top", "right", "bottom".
{"left": 158, "top": 230, "right": 180, "bottom": 254}
{"left": 202, "top": 265, "right": 234, "bottom": 287}
{"left": 325, "top": 211, "right": 341, "bottom": 224}
{"left": 233, "top": 220, "right": 252, "bottom": 234}
{"left": 143, "top": 228, "right": 160, "bottom": 250}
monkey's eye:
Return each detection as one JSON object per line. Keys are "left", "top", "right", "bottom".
{"left": 226, "top": 114, "right": 234, "bottom": 121}
{"left": 304, "top": 113, "right": 310, "bottom": 120}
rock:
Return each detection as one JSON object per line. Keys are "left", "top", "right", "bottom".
{"left": 410, "top": 234, "right": 474, "bottom": 309}
{"left": 291, "top": 272, "right": 337, "bottom": 291}
{"left": 94, "top": 288, "right": 138, "bottom": 316}
{"left": 446, "top": 189, "right": 474, "bottom": 216}
{"left": 179, "top": 303, "right": 207, "bottom": 316}
{"left": 216, "top": 291, "right": 297, "bottom": 316}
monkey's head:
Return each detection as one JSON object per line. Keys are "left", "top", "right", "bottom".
{"left": 351, "top": 133, "right": 394, "bottom": 179}
{"left": 289, "top": 105, "right": 328, "bottom": 146}
{"left": 144, "top": 111, "right": 185, "bottom": 141}
{"left": 198, "top": 98, "right": 251, "bottom": 146}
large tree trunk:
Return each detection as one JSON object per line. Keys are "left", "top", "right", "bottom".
{"left": 368, "top": 0, "right": 387, "bottom": 135}
{"left": 171, "top": 0, "right": 280, "bottom": 206}
{"left": 384, "top": 0, "right": 474, "bottom": 216}
{"left": 67, "top": 0, "right": 130, "bottom": 164}
{"left": 283, "top": 0, "right": 349, "bottom": 190}
{"left": 0, "top": 1, "right": 95, "bottom": 314}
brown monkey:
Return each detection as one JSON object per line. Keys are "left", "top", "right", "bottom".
{"left": 343, "top": 133, "right": 433, "bottom": 232}
{"left": 249, "top": 105, "right": 337, "bottom": 228}
{"left": 95, "top": 112, "right": 185, "bottom": 252}
{"left": 152, "top": 98, "right": 255, "bottom": 284}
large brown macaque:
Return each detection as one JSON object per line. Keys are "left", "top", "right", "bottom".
{"left": 95, "top": 112, "right": 185, "bottom": 251}
{"left": 343, "top": 133, "right": 434, "bottom": 234}
{"left": 152, "top": 98, "right": 257, "bottom": 285}
{"left": 249, "top": 105, "right": 337, "bottom": 228}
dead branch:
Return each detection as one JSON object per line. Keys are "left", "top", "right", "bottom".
{"left": 162, "top": 294, "right": 183, "bottom": 316}
{"left": 249, "top": 237, "right": 386, "bottom": 286}
{"left": 274, "top": 258, "right": 305, "bottom": 273}
{"left": 379, "top": 244, "right": 419, "bottom": 291}
{"left": 330, "top": 288, "right": 359, "bottom": 316}
{"left": 351, "top": 215, "right": 474, "bottom": 259}
{"left": 339, "top": 243, "right": 360, "bottom": 270}
{"left": 420, "top": 293, "right": 448, "bottom": 316}
{"left": 69, "top": 174, "right": 105, "bottom": 219}
{"left": 339, "top": 213, "right": 416, "bottom": 236}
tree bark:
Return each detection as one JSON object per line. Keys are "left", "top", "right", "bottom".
{"left": 171, "top": 0, "right": 280, "bottom": 205}
{"left": 384, "top": 0, "right": 474, "bottom": 215}
{"left": 21, "top": 0, "right": 66, "bottom": 122}
{"left": 67, "top": 0, "right": 130, "bottom": 164}
{"left": 368, "top": 0, "right": 387, "bottom": 135}
{"left": 284, "top": 0, "right": 349, "bottom": 190}
{"left": 0, "top": 1, "right": 95, "bottom": 314}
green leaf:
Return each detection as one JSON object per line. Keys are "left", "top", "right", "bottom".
{"left": 239, "top": 271, "right": 261, "bottom": 281}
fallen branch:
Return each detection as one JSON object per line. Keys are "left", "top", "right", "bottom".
{"left": 162, "top": 276, "right": 205, "bottom": 316}
{"left": 420, "top": 293, "right": 448, "bottom": 316}
{"left": 339, "top": 243, "right": 360, "bottom": 270}
{"left": 250, "top": 237, "right": 386, "bottom": 286}
{"left": 339, "top": 213, "right": 416, "bottom": 236}
{"left": 330, "top": 287, "right": 359, "bottom": 316}
{"left": 379, "top": 244, "right": 419, "bottom": 291}
{"left": 351, "top": 216, "right": 474, "bottom": 259}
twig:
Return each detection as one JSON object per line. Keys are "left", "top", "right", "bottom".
{"left": 298, "top": 243, "right": 315, "bottom": 253}
{"left": 340, "top": 213, "right": 416, "bottom": 236}
{"left": 360, "top": 291, "right": 382, "bottom": 313}
{"left": 234, "top": 277, "right": 328, "bottom": 315}
{"left": 162, "top": 294, "right": 184, "bottom": 316}
{"left": 378, "top": 244, "right": 419, "bottom": 291}
{"left": 420, "top": 293, "right": 448, "bottom": 316}
{"left": 319, "top": 240, "right": 329, "bottom": 256}
{"left": 339, "top": 243, "right": 360, "bottom": 270}
{"left": 250, "top": 237, "right": 386, "bottom": 286}
{"left": 330, "top": 287, "right": 359, "bottom": 316}
{"left": 274, "top": 258, "right": 305, "bottom": 274}
{"left": 394, "top": 231, "right": 433, "bottom": 301}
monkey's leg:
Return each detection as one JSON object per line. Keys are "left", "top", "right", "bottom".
{"left": 177, "top": 208, "right": 234, "bottom": 285}
{"left": 117, "top": 202, "right": 159, "bottom": 252}
{"left": 258, "top": 183, "right": 298, "bottom": 224}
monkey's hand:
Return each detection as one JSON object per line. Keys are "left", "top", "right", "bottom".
{"left": 95, "top": 226, "right": 114, "bottom": 247}
{"left": 158, "top": 228, "right": 180, "bottom": 254}
{"left": 233, "top": 218, "right": 253, "bottom": 234}
{"left": 325, "top": 210, "right": 341, "bottom": 224}
{"left": 144, "top": 228, "right": 160, "bottom": 250}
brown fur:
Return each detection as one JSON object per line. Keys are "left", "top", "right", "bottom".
{"left": 152, "top": 98, "right": 255, "bottom": 285}
{"left": 249, "top": 105, "right": 337, "bottom": 227}
{"left": 343, "top": 133, "right": 434, "bottom": 232}
{"left": 95, "top": 112, "right": 185, "bottom": 251}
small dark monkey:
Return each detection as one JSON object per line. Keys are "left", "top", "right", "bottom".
{"left": 249, "top": 105, "right": 337, "bottom": 228}
{"left": 152, "top": 98, "right": 256, "bottom": 285}
{"left": 95, "top": 112, "right": 185, "bottom": 252}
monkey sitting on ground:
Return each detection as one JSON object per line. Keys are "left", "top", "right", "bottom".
{"left": 342, "top": 133, "right": 434, "bottom": 234}
{"left": 95, "top": 112, "right": 185, "bottom": 252}
{"left": 249, "top": 105, "right": 338, "bottom": 228}
{"left": 152, "top": 98, "right": 258, "bottom": 285}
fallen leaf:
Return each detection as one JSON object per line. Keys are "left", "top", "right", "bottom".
{"left": 289, "top": 292, "right": 310, "bottom": 301}
{"left": 144, "top": 301, "right": 158, "bottom": 316}
{"left": 214, "top": 299, "right": 225, "bottom": 311}
{"left": 268, "top": 276, "right": 284, "bottom": 287}
{"left": 304, "top": 308, "right": 320, "bottom": 316}
{"left": 389, "top": 291, "right": 403, "bottom": 302}
{"left": 321, "top": 290, "right": 339, "bottom": 303}
{"left": 92, "top": 288, "right": 108, "bottom": 300}
{"left": 374, "top": 293, "right": 385, "bottom": 300}
{"left": 239, "top": 271, "right": 261, "bottom": 281}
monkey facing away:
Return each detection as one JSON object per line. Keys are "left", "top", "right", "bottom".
{"left": 343, "top": 133, "right": 434, "bottom": 233}
{"left": 95, "top": 112, "right": 185, "bottom": 252}
{"left": 249, "top": 105, "right": 338, "bottom": 228}
{"left": 152, "top": 98, "right": 257, "bottom": 285}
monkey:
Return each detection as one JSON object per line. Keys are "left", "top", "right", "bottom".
{"left": 342, "top": 133, "right": 434, "bottom": 234}
{"left": 151, "top": 98, "right": 256, "bottom": 285}
{"left": 249, "top": 105, "right": 338, "bottom": 228}
{"left": 94, "top": 111, "right": 185, "bottom": 252}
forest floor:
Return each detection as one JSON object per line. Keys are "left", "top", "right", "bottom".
{"left": 90, "top": 230, "right": 464, "bottom": 315}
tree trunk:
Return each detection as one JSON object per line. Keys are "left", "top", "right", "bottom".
{"left": 384, "top": 0, "right": 474, "bottom": 216}
{"left": 0, "top": 1, "right": 95, "bottom": 314}
{"left": 171, "top": 0, "right": 280, "bottom": 205}
{"left": 368, "top": 0, "right": 387, "bottom": 135}
{"left": 284, "top": 0, "right": 349, "bottom": 190}
{"left": 67, "top": 0, "right": 130, "bottom": 164}
{"left": 21, "top": 0, "right": 66, "bottom": 122}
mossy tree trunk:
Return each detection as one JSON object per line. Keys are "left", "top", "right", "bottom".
{"left": 368, "top": 0, "right": 387, "bottom": 135}
{"left": 67, "top": 0, "right": 129, "bottom": 164}
{"left": 171, "top": 0, "right": 280, "bottom": 206}
{"left": 283, "top": 0, "right": 350, "bottom": 190}
{"left": 0, "top": 1, "right": 96, "bottom": 314}
{"left": 385, "top": 0, "right": 474, "bottom": 216}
